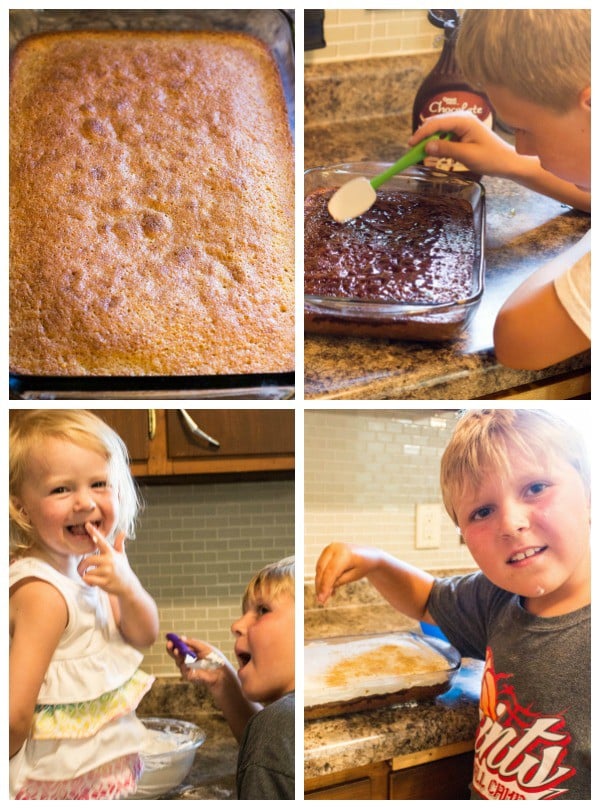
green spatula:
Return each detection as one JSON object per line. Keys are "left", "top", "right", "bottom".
{"left": 327, "top": 133, "right": 451, "bottom": 223}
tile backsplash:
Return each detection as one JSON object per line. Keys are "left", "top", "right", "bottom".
{"left": 127, "top": 479, "right": 294, "bottom": 676}
{"left": 304, "top": 410, "right": 478, "bottom": 579}
{"left": 305, "top": 9, "right": 442, "bottom": 64}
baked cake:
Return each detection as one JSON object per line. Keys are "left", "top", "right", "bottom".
{"left": 304, "top": 633, "right": 457, "bottom": 719}
{"left": 10, "top": 30, "right": 294, "bottom": 376}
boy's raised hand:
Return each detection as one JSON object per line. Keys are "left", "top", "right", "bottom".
{"left": 167, "top": 635, "right": 260, "bottom": 743}
{"left": 315, "top": 542, "right": 379, "bottom": 605}
{"left": 166, "top": 635, "right": 254, "bottom": 726}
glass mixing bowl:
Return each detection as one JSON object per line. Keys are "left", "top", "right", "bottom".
{"left": 130, "top": 717, "right": 206, "bottom": 799}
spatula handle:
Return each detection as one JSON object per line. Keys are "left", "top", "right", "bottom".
{"left": 370, "top": 133, "right": 450, "bottom": 190}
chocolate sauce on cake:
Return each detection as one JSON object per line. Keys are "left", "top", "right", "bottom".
{"left": 304, "top": 187, "right": 476, "bottom": 305}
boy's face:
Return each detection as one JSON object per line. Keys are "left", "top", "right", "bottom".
{"left": 232, "top": 586, "right": 295, "bottom": 704}
{"left": 486, "top": 83, "right": 591, "bottom": 191}
{"left": 454, "top": 447, "right": 590, "bottom": 616}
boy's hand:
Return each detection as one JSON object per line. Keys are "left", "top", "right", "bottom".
{"left": 167, "top": 636, "right": 260, "bottom": 744}
{"left": 167, "top": 636, "right": 222, "bottom": 681}
{"left": 77, "top": 525, "right": 134, "bottom": 596}
{"left": 409, "top": 111, "right": 521, "bottom": 179}
{"left": 167, "top": 636, "right": 236, "bottom": 701}
{"left": 315, "top": 542, "right": 379, "bottom": 605}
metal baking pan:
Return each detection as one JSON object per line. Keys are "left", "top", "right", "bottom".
{"left": 9, "top": 10, "right": 295, "bottom": 400}
{"left": 9, "top": 372, "right": 295, "bottom": 400}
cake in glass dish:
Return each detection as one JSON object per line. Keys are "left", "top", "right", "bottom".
{"left": 304, "top": 165, "right": 485, "bottom": 341}
{"left": 304, "top": 631, "right": 460, "bottom": 719}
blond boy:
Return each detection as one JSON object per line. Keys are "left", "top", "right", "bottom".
{"left": 316, "top": 410, "right": 590, "bottom": 799}
{"left": 168, "top": 557, "right": 295, "bottom": 800}
{"left": 410, "top": 10, "right": 590, "bottom": 369}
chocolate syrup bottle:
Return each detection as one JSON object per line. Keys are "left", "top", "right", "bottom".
{"left": 412, "top": 9, "right": 494, "bottom": 175}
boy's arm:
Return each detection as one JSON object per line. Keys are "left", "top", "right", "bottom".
{"left": 494, "top": 249, "right": 590, "bottom": 369}
{"left": 315, "top": 543, "right": 436, "bottom": 623}
{"left": 501, "top": 155, "right": 591, "bottom": 213}
{"left": 204, "top": 663, "right": 259, "bottom": 743}
{"left": 9, "top": 580, "right": 68, "bottom": 757}
{"left": 410, "top": 113, "right": 591, "bottom": 212}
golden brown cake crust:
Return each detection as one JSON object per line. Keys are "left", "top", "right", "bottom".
{"left": 10, "top": 30, "right": 294, "bottom": 376}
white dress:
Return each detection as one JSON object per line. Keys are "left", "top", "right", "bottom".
{"left": 9, "top": 557, "right": 155, "bottom": 800}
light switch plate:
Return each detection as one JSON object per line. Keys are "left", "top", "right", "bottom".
{"left": 415, "top": 503, "right": 441, "bottom": 549}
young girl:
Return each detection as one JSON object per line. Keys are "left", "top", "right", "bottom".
{"left": 9, "top": 409, "right": 159, "bottom": 800}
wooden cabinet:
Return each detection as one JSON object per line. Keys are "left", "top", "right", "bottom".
{"left": 305, "top": 744, "right": 474, "bottom": 800}
{"left": 91, "top": 409, "right": 152, "bottom": 467}
{"left": 165, "top": 410, "right": 294, "bottom": 460}
{"left": 305, "top": 762, "right": 390, "bottom": 800}
{"left": 389, "top": 750, "right": 474, "bottom": 800}
{"left": 93, "top": 408, "right": 294, "bottom": 481}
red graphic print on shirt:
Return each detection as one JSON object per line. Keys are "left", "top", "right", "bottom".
{"left": 472, "top": 648, "right": 576, "bottom": 799}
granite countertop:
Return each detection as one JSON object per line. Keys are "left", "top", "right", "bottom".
{"left": 304, "top": 660, "right": 482, "bottom": 781}
{"left": 137, "top": 679, "right": 238, "bottom": 800}
{"left": 304, "top": 56, "right": 591, "bottom": 399}
{"left": 304, "top": 577, "right": 483, "bottom": 781}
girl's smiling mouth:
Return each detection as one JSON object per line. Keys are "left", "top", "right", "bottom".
{"left": 507, "top": 546, "right": 547, "bottom": 564}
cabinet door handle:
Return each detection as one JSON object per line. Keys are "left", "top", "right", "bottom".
{"left": 179, "top": 409, "right": 220, "bottom": 449}
{"left": 148, "top": 409, "right": 156, "bottom": 440}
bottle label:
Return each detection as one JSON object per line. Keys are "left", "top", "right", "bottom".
{"left": 417, "top": 90, "right": 493, "bottom": 172}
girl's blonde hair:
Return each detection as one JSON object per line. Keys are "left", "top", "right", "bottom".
{"left": 242, "top": 556, "right": 295, "bottom": 612}
{"left": 10, "top": 409, "right": 141, "bottom": 558}
{"left": 456, "top": 10, "right": 591, "bottom": 113}
{"left": 440, "top": 409, "right": 590, "bottom": 525}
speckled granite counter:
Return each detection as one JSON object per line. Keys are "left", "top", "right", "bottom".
{"left": 137, "top": 678, "right": 237, "bottom": 799}
{"left": 304, "top": 56, "right": 591, "bottom": 399}
{"left": 304, "top": 577, "right": 482, "bottom": 781}
{"left": 305, "top": 578, "right": 421, "bottom": 641}
{"left": 305, "top": 660, "right": 482, "bottom": 780}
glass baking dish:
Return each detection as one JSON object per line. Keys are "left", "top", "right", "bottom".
{"left": 304, "top": 164, "right": 485, "bottom": 342}
{"left": 9, "top": 9, "right": 295, "bottom": 400}
{"left": 304, "top": 631, "right": 461, "bottom": 719}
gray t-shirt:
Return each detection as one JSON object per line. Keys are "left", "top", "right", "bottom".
{"left": 428, "top": 573, "right": 590, "bottom": 800}
{"left": 236, "top": 691, "right": 295, "bottom": 800}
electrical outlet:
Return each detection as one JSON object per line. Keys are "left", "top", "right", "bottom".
{"left": 415, "top": 503, "right": 441, "bottom": 549}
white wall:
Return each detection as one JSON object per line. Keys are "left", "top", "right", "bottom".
{"left": 305, "top": 9, "right": 441, "bottom": 65}
{"left": 127, "top": 480, "right": 294, "bottom": 676}
{"left": 304, "top": 410, "right": 478, "bottom": 579}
